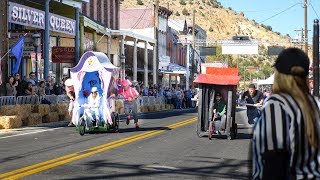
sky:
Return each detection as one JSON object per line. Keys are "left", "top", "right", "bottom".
{"left": 218, "top": 0, "right": 320, "bottom": 42}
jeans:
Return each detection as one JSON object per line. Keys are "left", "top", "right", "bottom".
{"left": 124, "top": 100, "right": 138, "bottom": 123}
{"left": 247, "top": 108, "right": 260, "bottom": 124}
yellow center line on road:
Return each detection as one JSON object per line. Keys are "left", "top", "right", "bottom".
{"left": 0, "top": 117, "right": 197, "bottom": 180}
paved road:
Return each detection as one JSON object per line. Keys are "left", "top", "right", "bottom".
{"left": 0, "top": 108, "right": 252, "bottom": 180}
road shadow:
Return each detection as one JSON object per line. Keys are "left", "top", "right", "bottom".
{"left": 63, "top": 156, "right": 251, "bottom": 180}
{"left": 118, "top": 126, "right": 172, "bottom": 133}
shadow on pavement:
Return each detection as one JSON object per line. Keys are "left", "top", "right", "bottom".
{"left": 118, "top": 126, "right": 172, "bottom": 133}
{"left": 64, "top": 156, "right": 251, "bottom": 180}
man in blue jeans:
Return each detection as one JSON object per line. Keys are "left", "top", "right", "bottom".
{"left": 241, "top": 84, "right": 264, "bottom": 124}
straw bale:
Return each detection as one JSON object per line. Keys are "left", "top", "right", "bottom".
{"left": 137, "top": 106, "right": 141, "bottom": 113}
{"left": 154, "top": 105, "right": 161, "bottom": 111}
{"left": 0, "top": 116, "right": 22, "bottom": 129}
{"left": 170, "top": 104, "right": 175, "bottom": 109}
{"left": 50, "top": 104, "right": 58, "bottom": 112}
{"left": 16, "top": 104, "right": 32, "bottom": 117}
{"left": 0, "top": 105, "right": 16, "bottom": 116}
{"left": 147, "top": 106, "right": 155, "bottom": 112}
{"left": 34, "top": 104, "right": 50, "bottom": 116}
{"left": 56, "top": 103, "right": 68, "bottom": 115}
{"left": 27, "top": 113, "right": 42, "bottom": 126}
{"left": 43, "top": 112, "right": 59, "bottom": 123}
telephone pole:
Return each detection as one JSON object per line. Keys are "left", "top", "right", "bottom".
{"left": 304, "top": 0, "right": 308, "bottom": 54}
{"left": 153, "top": 0, "right": 159, "bottom": 85}
{"left": 0, "top": 0, "right": 8, "bottom": 84}
{"left": 294, "top": 28, "right": 304, "bottom": 50}
{"left": 191, "top": 10, "right": 196, "bottom": 88}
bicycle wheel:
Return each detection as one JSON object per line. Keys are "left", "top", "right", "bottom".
{"left": 79, "top": 119, "right": 86, "bottom": 136}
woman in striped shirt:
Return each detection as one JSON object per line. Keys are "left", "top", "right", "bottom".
{"left": 252, "top": 48, "right": 320, "bottom": 180}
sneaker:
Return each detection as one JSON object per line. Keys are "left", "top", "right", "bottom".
{"left": 126, "top": 117, "right": 130, "bottom": 125}
{"left": 135, "top": 122, "right": 139, "bottom": 129}
{"left": 68, "top": 122, "right": 74, "bottom": 127}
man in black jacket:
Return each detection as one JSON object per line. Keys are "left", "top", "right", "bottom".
{"left": 241, "top": 84, "right": 263, "bottom": 124}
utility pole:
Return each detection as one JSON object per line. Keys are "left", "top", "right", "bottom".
{"left": 294, "top": 28, "right": 304, "bottom": 50}
{"left": 153, "top": 0, "right": 159, "bottom": 85}
{"left": 191, "top": 10, "right": 196, "bottom": 88}
{"left": 304, "top": 0, "right": 308, "bottom": 54}
{"left": 0, "top": 0, "right": 8, "bottom": 84}
{"left": 313, "top": 19, "right": 319, "bottom": 97}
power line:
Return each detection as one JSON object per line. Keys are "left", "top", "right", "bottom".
{"left": 309, "top": 2, "right": 319, "bottom": 19}
{"left": 130, "top": 0, "right": 153, "bottom": 30}
{"left": 259, "top": 3, "right": 301, "bottom": 24}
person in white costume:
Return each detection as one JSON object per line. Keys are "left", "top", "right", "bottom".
{"left": 83, "top": 87, "right": 101, "bottom": 127}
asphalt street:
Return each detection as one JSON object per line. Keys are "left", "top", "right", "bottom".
{"left": 0, "top": 107, "right": 252, "bottom": 180}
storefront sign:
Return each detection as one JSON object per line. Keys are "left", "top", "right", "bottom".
{"left": 52, "top": 47, "right": 75, "bottom": 63}
{"left": 8, "top": 2, "right": 76, "bottom": 36}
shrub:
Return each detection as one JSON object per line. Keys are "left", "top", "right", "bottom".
{"left": 175, "top": 11, "right": 181, "bottom": 16}
{"left": 182, "top": 8, "right": 190, "bottom": 16}
{"left": 209, "top": 27, "right": 214, "bottom": 32}
{"left": 179, "top": 0, "right": 187, "bottom": 5}
{"left": 137, "top": 0, "right": 144, "bottom": 5}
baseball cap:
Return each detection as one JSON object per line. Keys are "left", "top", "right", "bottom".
{"left": 273, "top": 48, "right": 309, "bottom": 77}
{"left": 249, "top": 84, "right": 255, "bottom": 89}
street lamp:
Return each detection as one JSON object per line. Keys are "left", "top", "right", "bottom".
{"left": 32, "top": 32, "right": 41, "bottom": 81}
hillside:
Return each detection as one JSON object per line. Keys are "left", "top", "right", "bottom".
{"left": 120, "top": 0, "right": 294, "bottom": 85}
{"left": 120, "top": 0, "right": 292, "bottom": 46}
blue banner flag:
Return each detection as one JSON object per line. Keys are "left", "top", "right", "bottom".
{"left": 11, "top": 36, "right": 25, "bottom": 75}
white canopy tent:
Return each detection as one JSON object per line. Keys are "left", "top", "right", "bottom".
{"left": 257, "top": 74, "right": 274, "bottom": 86}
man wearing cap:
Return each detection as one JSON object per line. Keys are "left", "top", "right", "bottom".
{"left": 241, "top": 84, "right": 264, "bottom": 124}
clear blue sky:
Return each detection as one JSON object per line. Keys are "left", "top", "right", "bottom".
{"left": 218, "top": 0, "right": 320, "bottom": 41}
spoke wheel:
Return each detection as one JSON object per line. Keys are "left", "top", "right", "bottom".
{"left": 79, "top": 119, "right": 86, "bottom": 136}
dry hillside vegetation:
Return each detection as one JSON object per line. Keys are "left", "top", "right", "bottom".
{"left": 121, "top": 0, "right": 292, "bottom": 47}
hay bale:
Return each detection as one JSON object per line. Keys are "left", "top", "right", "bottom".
{"left": 154, "top": 105, "right": 161, "bottom": 111}
{"left": 34, "top": 104, "right": 50, "bottom": 116}
{"left": 56, "top": 103, "right": 68, "bottom": 115}
{"left": 0, "top": 105, "right": 16, "bottom": 116}
{"left": 43, "top": 112, "right": 59, "bottom": 123}
{"left": 0, "top": 116, "right": 22, "bottom": 129}
{"left": 16, "top": 104, "right": 32, "bottom": 117}
{"left": 148, "top": 105, "right": 155, "bottom": 112}
{"left": 27, "top": 113, "right": 42, "bottom": 126}
{"left": 170, "top": 104, "right": 175, "bottom": 109}
{"left": 50, "top": 104, "right": 58, "bottom": 112}
{"left": 59, "top": 113, "right": 71, "bottom": 121}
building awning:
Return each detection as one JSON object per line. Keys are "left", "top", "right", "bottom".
{"left": 80, "top": 15, "right": 110, "bottom": 35}
{"left": 111, "top": 30, "right": 156, "bottom": 44}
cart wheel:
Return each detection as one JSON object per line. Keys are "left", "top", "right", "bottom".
{"left": 208, "top": 121, "right": 213, "bottom": 140}
{"left": 115, "top": 113, "right": 120, "bottom": 132}
{"left": 79, "top": 119, "right": 86, "bottom": 136}
{"left": 227, "top": 135, "right": 232, "bottom": 140}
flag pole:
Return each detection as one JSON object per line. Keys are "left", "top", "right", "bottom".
{"left": 0, "top": 33, "right": 27, "bottom": 62}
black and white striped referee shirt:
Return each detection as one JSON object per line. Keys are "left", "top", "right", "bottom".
{"left": 252, "top": 93, "right": 320, "bottom": 180}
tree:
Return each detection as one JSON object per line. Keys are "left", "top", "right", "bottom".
{"left": 209, "top": 27, "right": 213, "bottom": 32}
{"left": 175, "top": 11, "right": 181, "bottom": 16}
{"left": 136, "top": 0, "right": 144, "bottom": 5}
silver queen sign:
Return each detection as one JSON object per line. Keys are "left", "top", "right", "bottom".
{"left": 9, "top": 2, "right": 76, "bottom": 36}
